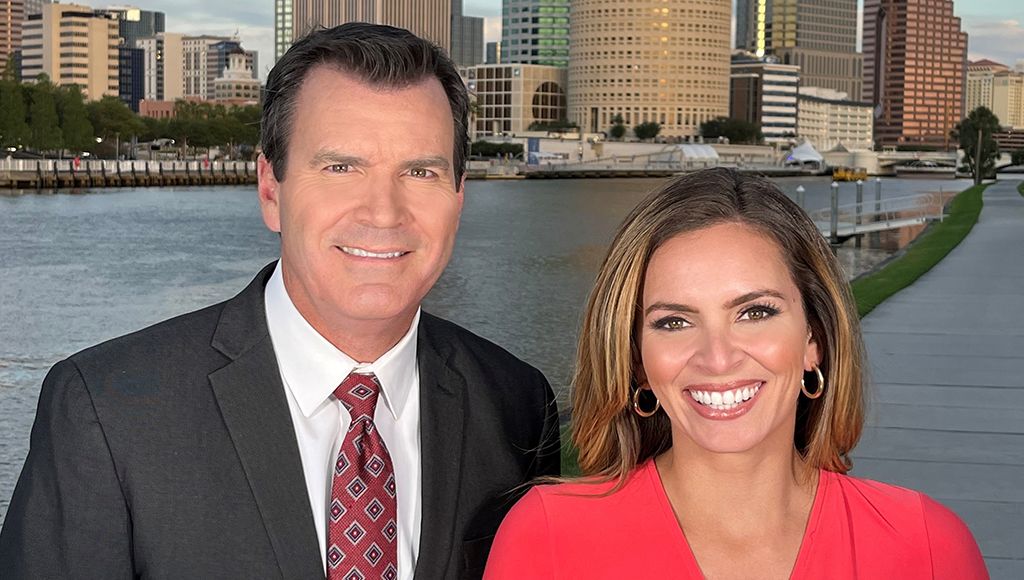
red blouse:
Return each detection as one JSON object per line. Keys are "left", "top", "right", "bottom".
{"left": 485, "top": 460, "right": 988, "bottom": 579}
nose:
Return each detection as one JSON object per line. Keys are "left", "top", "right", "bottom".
{"left": 357, "top": 176, "right": 409, "bottom": 229}
{"left": 691, "top": 326, "right": 744, "bottom": 375}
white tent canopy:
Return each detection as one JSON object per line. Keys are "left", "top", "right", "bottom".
{"left": 786, "top": 141, "right": 824, "bottom": 164}
{"left": 676, "top": 143, "right": 720, "bottom": 161}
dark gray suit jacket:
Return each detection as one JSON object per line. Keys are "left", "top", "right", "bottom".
{"left": 0, "top": 263, "right": 561, "bottom": 579}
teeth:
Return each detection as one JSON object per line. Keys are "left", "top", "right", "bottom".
{"left": 342, "top": 246, "right": 405, "bottom": 259}
{"left": 690, "top": 383, "right": 763, "bottom": 409}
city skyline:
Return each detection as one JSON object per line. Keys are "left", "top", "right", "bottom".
{"left": 70, "top": 0, "right": 1023, "bottom": 84}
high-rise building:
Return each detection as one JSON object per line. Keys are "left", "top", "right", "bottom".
{"left": 462, "top": 63, "right": 567, "bottom": 135}
{"left": 98, "top": 8, "right": 164, "bottom": 112}
{"left": 797, "top": 86, "right": 874, "bottom": 151}
{"left": 181, "top": 35, "right": 257, "bottom": 100}
{"left": 101, "top": 6, "right": 164, "bottom": 48}
{"left": 118, "top": 46, "right": 143, "bottom": 111}
{"left": 966, "top": 60, "right": 1024, "bottom": 129}
{"left": 21, "top": 3, "right": 119, "bottom": 100}
{"left": 730, "top": 55, "right": 800, "bottom": 144}
{"left": 22, "top": 0, "right": 45, "bottom": 16}
{"left": 278, "top": 0, "right": 452, "bottom": 64}
{"left": 863, "top": 0, "right": 967, "bottom": 148}
{"left": 486, "top": 41, "right": 500, "bottom": 65}
{"left": 274, "top": 0, "right": 292, "bottom": 64}
{"left": 735, "top": 0, "right": 861, "bottom": 99}
{"left": 568, "top": 0, "right": 731, "bottom": 137}
{"left": 451, "top": 1, "right": 483, "bottom": 67}
{"left": 213, "top": 47, "right": 260, "bottom": 104}
{"left": 1, "top": 0, "right": 25, "bottom": 75}
{"left": 500, "top": 0, "right": 568, "bottom": 67}
{"left": 138, "top": 32, "right": 183, "bottom": 101}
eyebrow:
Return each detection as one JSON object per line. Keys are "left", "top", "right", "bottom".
{"left": 644, "top": 289, "right": 788, "bottom": 316}
{"left": 398, "top": 156, "right": 451, "bottom": 174}
{"left": 725, "top": 289, "right": 788, "bottom": 309}
{"left": 308, "top": 149, "right": 368, "bottom": 169}
{"left": 307, "top": 150, "right": 451, "bottom": 174}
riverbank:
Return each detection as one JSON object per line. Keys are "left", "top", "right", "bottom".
{"left": 465, "top": 164, "right": 822, "bottom": 180}
{"left": 851, "top": 183, "right": 986, "bottom": 316}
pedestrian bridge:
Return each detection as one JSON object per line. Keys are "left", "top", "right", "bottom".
{"left": 876, "top": 151, "right": 959, "bottom": 168}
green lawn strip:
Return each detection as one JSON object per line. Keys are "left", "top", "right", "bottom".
{"left": 1018, "top": 181, "right": 1023, "bottom": 197}
{"left": 558, "top": 184, "right": 987, "bottom": 473}
{"left": 850, "top": 184, "right": 985, "bottom": 317}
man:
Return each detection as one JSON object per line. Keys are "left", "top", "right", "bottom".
{"left": 0, "top": 24, "right": 560, "bottom": 579}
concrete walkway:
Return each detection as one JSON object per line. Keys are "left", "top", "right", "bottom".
{"left": 851, "top": 178, "right": 1024, "bottom": 578}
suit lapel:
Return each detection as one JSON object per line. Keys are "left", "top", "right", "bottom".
{"left": 414, "top": 315, "right": 468, "bottom": 579}
{"left": 208, "top": 263, "right": 325, "bottom": 580}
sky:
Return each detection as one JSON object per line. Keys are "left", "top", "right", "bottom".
{"left": 76, "top": 0, "right": 1024, "bottom": 82}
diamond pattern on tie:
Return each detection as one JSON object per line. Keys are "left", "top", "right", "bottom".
{"left": 327, "top": 372, "right": 398, "bottom": 580}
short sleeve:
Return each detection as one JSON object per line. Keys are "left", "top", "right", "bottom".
{"left": 921, "top": 495, "right": 989, "bottom": 579}
{"left": 483, "top": 487, "right": 556, "bottom": 580}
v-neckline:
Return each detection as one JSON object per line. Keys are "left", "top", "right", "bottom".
{"left": 645, "top": 459, "right": 828, "bottom": 579}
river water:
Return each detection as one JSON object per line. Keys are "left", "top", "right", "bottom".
{"left": 0, "top": 175, "right": 973, "bottom": 522}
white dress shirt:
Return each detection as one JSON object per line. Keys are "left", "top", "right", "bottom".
{"left": 264, "top": 263, "right": 422, "bottom": 579}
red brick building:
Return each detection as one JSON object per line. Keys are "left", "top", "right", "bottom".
{"left": 863, "top": 0, "right": 968, "bottom": 149}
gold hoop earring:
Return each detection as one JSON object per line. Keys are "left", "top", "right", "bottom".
{"left": 801, "top": 366, "right": 825, "bottom": 399}
{"left": 632, "top": 388, "right": 660, "bottom": 417}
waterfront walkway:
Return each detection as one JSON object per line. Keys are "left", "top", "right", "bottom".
{"left": 851, "top": 178, "right": 1024, "bottom": 578}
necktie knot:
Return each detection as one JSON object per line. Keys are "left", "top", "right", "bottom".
{"left": 334, "top": 372, "right": 381, "bottom": 423}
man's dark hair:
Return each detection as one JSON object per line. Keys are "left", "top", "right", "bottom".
{"left": 261, "top": 23, "right": 470, "bottom": 184}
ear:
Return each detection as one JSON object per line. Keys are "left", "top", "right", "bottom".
{"left": 804, "top": 331, "right": 822, "bottom": 371}
{"left": 633, "top": 362, "right": 650, "bottom": 391}
{"left": 456, "top": 174, "right": 466, "bottom": 210}
{"left": 257, "top": 154, "right": 282, "bottom": 233}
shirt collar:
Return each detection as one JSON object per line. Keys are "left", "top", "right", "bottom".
{"left": 264, "top": 261, "right": 419, "bottom": 420}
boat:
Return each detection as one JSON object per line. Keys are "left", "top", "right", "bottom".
{"left": 832, "top": 166, "right": 868, "bottom": 181}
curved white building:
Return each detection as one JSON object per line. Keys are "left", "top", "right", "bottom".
{"left": 568, "top": 0, "right": 731, "bottom": 138}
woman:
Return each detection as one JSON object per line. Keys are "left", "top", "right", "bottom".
{"left": 484, "top": 169, "right": 987, "bottom": 579}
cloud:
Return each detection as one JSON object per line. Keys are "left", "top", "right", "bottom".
{"left": 77, "top": 0, "right": 274, "bottom": 81}
{"left": 962, "top": 17, "right": 1024, "bottom": 67}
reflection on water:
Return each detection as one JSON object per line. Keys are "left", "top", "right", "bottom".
{"left": 0, "top": 176, "right": 973, "bottom": 521}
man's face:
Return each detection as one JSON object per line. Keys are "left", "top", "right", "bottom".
{"left": 258, "top": 66, "right": 463, "bottom": 342}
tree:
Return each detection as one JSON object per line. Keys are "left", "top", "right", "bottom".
{"left": 1012, "top": 149, "right": 1024, "bottom": 167}
{"left": 633, "top": 121, "right": 661, "bottom": 141}
{"left": 700, "top": 117, "right": 763, "bottom": 144}
{"left": 87, "top": 96, "right": 145, "bottom": 140}
{"left": 1, "top": 54, "right": 17, "bottom": 82}
{"left": 27, "top": 80, "right": 63, "bottom": 153}
{"left": 528, "top": 119, "right": 578, "bottom": 132}
{"left": 57, "top": 85, "right": 94, "bottom": 152}
{"left": 0, "top": 80, "right": 28, "bottom": 148}
{"left": 952, "top": 107, "right": 1000, "bottom": 184}
{"left": 470, "top": 141, "right": 523, "bottom": 158}
{"left": 609, "top": 114, "right": 626, "bottom": 140}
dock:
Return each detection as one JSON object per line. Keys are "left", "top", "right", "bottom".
{"left": 1, "top": 159, "right": 257, "bottom": 189}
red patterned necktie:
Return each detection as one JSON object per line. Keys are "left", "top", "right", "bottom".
{"left": 327, "top": 372, "right": 398, "bottom": 580}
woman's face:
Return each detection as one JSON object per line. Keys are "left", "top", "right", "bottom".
{"left": 639, "top": 221, "right": 820, "bottom": 456}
